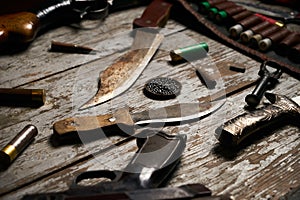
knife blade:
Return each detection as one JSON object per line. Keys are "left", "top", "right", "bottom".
{"left": 233, "top": 1, "right": 300, "bottom": 24}
{"left": 22, "top": 131, "right": 188, "bottom": 200}
{"left": 292, "top": 95, "right": 300, "bottom": 105}
{"left": 80, "top": 29, "right": 164, "bottom": 110}
{"left": 54, "top": 99, "right": 225, "bottom": 136}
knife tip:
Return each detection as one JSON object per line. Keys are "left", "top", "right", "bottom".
{"left": 78, "top": 104, "right": 90, "bottom": 111}
{"left": 79, "top": 99, "right": 98, "bottom": 110}
{"left": 78, "top": 95, "right": 110, "bottom": 110}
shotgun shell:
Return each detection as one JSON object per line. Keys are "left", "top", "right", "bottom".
{"left": 228, "top": 10, "right": 253, "bottom": 26}
{"left": 229, "top": 14, "right": 263, "bottom": 38}
{"left": 0, "top": 125, "right": 38, "bottom": 170}
{"left": 0, "top": 88, "right": 45, "bottom": 107}
{"left": 215, "top": 6, "right": 246, "bottom": 23}
{"left": 274, "top": 32, "right": 300, "bottom": 56}
{"left": 288, "top": 43, "right": 300, "bottom": 63}
{"left": 254, "top": 13, "right": 284, "bottom": 27}
{"left": 258, "top": 28, "right": 290, "bottom": 51}
{"left": 207, "top": 1, "right": 236, "bottom": 19}
{"left": 170, "top": 42, "right": 209, "bottom": 62}
{"left": 230, "top": 13, "right": 275, "bottom": 38}
{"left": 198, "top": 0, "right": 227, "bottom": 13}
{"left": 253, "top": 26, "right": 288, "bottom": 50}
{"left": 240, "top": 21, "right": 272, "bottom": 43}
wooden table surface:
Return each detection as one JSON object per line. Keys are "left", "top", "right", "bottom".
{"left": 0, "top": 1, "right": 299, "bottom": 200}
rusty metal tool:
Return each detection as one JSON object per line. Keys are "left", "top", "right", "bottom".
{"left": 80, "top": 29, "right": 164, "bottom": 110}
{"left": 80, "top": 0, "right": 175, "bottom": 109}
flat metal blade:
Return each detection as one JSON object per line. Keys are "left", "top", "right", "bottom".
{"left": 234, "top": 1, "right": 298, "bottom": 20}
{"left": 131, "top": 95, "right": 297, "bottom": 125}
{"left": 132, "top": 99, "right": 226, "bottom": 125}
{"left": 292, "top": 95, "right": 300, "bottom": 106}
{"left": 53, "top": 99, "right": 225, "bottom": 136}
{"left": 80, "top": 29, "right": 164, "bottom": 110}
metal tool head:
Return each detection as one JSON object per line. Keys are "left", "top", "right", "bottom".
{"left": 69, "top": 131, "right": 186, "bottom": 193}
{"left": 258, "top": 60, "right": 282, "bottom": 79}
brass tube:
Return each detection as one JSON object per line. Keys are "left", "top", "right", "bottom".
{"left": 0, "top": 125, "right": 38, "bottom": 170}
{"left": 0, "top": 88, "right": 45, "bottom": 107}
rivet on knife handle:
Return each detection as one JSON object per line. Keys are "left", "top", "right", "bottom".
{"left": 133, "top": 0, "right": 173, "bottom": 28}
{"left": 53, "top": 108, "right": 134, "bottom": 135}
{"left": 216, "top": 93, "right": 300, "bottom": 146}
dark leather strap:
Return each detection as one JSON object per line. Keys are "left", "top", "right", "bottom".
{"left": 171, "top": 0, "right": 300, "bottom": 77}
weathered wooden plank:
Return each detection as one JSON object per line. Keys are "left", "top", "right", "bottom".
{"left": 168, "top": 74, "right": 300, "bottom": 200}
{"left": 0, "top": 26, "right": 263, "bottom": 196}
{"left": 1, "top": 74, "right": 298, "bottom": 200}
{"left": 177, "top": 111, "right": 298, "bottom": 199}
{"left": 0, "top": 7, "right": 186, "bottom": 88}
{"left": 1, "top": 3, "right": 299, "bottom": 200}
{"left": 3, "top": 55, "right": 298, "bottom": 200}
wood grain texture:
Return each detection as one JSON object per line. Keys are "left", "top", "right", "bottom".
{"left": 53, "top": 108, "right": 134, "bottom": 135}
{"left": 0, "top": 5, "right": 299, "bottom": 200}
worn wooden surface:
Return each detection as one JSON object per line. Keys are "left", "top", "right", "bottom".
{"left": 0, "top": 3, "right": 299, "bottom": 200}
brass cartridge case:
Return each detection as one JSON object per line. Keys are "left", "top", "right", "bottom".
{"left": 0, "top": 88, "right": 45, "bottom": 107}
{"left": 0, "top": 125, "right": 38, "bottom": 170}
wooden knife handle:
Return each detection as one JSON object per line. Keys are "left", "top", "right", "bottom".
{"left": 53, "top": 108, "right": 135, "bottom": 136}
{"left": 0, "top": 12, "right": 40, "bottom": 44}
{"left": 0, "top": 0, "right": 46, "bottom": 15}
{"left": 133, "top": 0, "right": 173, "bottom": 28}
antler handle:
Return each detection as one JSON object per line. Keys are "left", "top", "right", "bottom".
{"left": 217, "top": 93, "right": 300, "bottom": 146}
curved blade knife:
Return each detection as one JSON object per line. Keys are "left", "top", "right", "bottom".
{"left": 54, "top": 99, "right": 225, "bottom": 136}
{"left": 80, "top": 29, "right": 164, "bottom": 110}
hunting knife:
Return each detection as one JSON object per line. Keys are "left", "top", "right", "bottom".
{"left": 54, "top": 100, "right": 225, "bottom": 136}
{"left": 80, "top": 29, "right": 164, "bottom": 110}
